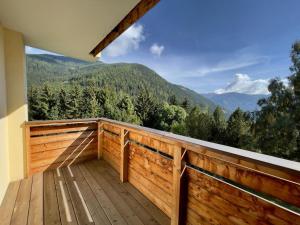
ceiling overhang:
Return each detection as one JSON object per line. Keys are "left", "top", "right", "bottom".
{"left": 0, "top": 0, "right": 159, "bottom": 61}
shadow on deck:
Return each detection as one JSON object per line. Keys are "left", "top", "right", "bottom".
{"left": 0, "top": 159, "right": 170, "bottom": 225}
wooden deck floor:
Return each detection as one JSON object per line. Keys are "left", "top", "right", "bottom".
{"left": 0, "top": 159, "right": 170, "bottom": 225}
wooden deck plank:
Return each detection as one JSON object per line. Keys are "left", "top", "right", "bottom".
{"left": 70, "top": 164, "right": 111, "bottom": 225}
{"left": 53, "top": 168, "right": 78, "bottom": 225}
{"left": 0, "top": 181, "right": 21, "bottom": 225}
{"left": 1, "top": 159, "right": 169, "bottom": 225}
{"left": 103, "top": 160, "right": 170, "bottom": 225}
{"left": 10, "top": 177, "right": 33, "bottom": 225}
{"left": 61, "top": 166, "right": 94, "bottom": 225}
{"left": 86, "top": 160, "right": 144, "bottom": 225}
{"left": 97, "top": 161, "right": 163, "bottom": 225}
{"left": 78, "top": 163, "right": 127, "bottom": 225}
{"left": 28, "top": 173, "right": 44, "bottom": 225}
{"left": 44, "top": 170, "right": 61, "bottom": 225}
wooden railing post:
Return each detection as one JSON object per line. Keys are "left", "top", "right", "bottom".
{"left": 120, "top": 128, "right": 129, "bottom": 182}
{"left": 98, "top": 121, "right": 104, "bottom": 159}
{"left": 172, "top": 146, "right": 187, "bottom": 225}
{"left": 24, "top": 123, "right": 31, "bottom": 177}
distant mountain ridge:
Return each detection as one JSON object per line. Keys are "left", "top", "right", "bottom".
{"left": 27, "top": 54, "right": 216, "bottom": 110}
{"left": 203, "top": 92, "right": 268, "bottom": 112}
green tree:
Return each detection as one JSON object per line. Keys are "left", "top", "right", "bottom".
{"left": 28, "top": 86, "right": 46, "bottom": 120}
{"left": 254, "top": 79, "right": 298, "bottom": 159}
{"left": 211, "top": 106, "right": 227, "bottom": 144}
{"left": 289, "top": 41, "right": 300, "bottom": 158}
{"left": 168, "top": 95, "right": 178, "bottom": 105}
{"left": 135, "top": 89, "right": 160, "bottom": 127}
{"left": 82, "top": 86, "right": 100, "bottom": 118}
{"left": 117, "top": 94, "right": 140, "bottom": 124}
{"left": 39, "top": 85, "right": 59, "bottom": 120}
{"left": 181, "top": 98, "right": 191, "bottom": 111}
{"left": 66, "top": 85, "right": 83, "bottom": 119}
{"left": 186, "top": 107, "right": 213, "bottom": 141}
{"left": 58, "top": 88, "right": 70, "bottom": 119}
{"left": 158, "top": 103, "right": 187, "bottom": 131}
{"left": 226, "top": 108, "right": 253, "bottom": 149}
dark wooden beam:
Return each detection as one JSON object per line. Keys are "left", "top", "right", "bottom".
{"left": 90, "top": 0, "right": 160, "bottom": 57}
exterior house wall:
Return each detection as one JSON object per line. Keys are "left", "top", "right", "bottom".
{"left": 0, "top": 24, "right": 9, "bottom": 204}
{"left": 0, "top": 24, "right": 27, "bottom": 204}
{"left": 4, "top": 28, "right": 27, "bottom": 182}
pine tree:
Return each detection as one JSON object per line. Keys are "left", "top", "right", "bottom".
{"left": 28, "top": 86, "right": 46, "bottom": 120}
{"left": 168, "top": 95, "right": 178, "bottom": 105}
{"left": 186, "top": 106, "right": 213, "bottom": 141}
{"left": 211, "top": 106, "right": 227, "bottom": 144}
{"left": 181, "top": 98, "right": 191, "bottom": 111}
{"left": 117, "top": 94, "right": 140, "bottom": 124}
{"left": 66, "top": 86, "right": 82, "bottom": 119}
{"left": 226, "top": 108, "right": 253, "bottom": 149}
{"left": 135, "top": 89, "right": 160, "bottom": 127}
{"left": 82, "top": 86, "right": 100, "bottom": 118}
{"left": 58, "top": 88, "right": 70, "bottom": 119}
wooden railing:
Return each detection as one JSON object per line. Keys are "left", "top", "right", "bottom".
{"left": 25, "top": 118, "right": 300, "bottom": 225}
{"left": 25, "top": 119, "right": 99, "bottom": 175}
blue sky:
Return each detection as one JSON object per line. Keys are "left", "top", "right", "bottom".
{"left": 27, "top": 0, "right": 300, "bottom": 94}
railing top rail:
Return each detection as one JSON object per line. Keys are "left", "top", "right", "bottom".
{"left": 25, "top": 118, "right": 98, "bottom": 127}
{"left": 99, "top": 117, "right": 300, "bottom": 173}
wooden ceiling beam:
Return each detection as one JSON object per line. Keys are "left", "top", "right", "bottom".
{"left": 90, "top": 0, "right": 160, "bottom": 57}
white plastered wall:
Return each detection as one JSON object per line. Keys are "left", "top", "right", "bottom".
{"left": 0, "top": 23, "right": 27, "bottom": 204}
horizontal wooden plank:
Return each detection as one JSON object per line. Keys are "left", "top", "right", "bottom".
{"left": 30, "top": 149, "right": 97, "bottom": 169}
{"left": 128, "top": 160, "right": 172, "bottom": 196}
{"left": 129, "top": 143, "right": 173, "bottom": 175}
{"left": 30, "top": 123, "right": 97, "bottom": 136}
{"left": 103, "top": 149, "right": 120, "bottom": 172}
{"left": 103, "top": 123, "right": 121, "bottom": 135}
{"left": 31, "top": 142, "right": 97, "bottom": 161}
{"left": 30, "top": 130, "right": 97, "bottom": 145}
{"left": 187, "top": 168, "right": 300, "bottom": 225}
{"left": 187, "top": 150, "right": 300, "bottom": 208}
{"left": 103, "top": 146, "right": 120, "bottom": 161}
{"left": 30, "top": 155, "right": 96, "bottom": 175}
{"left": 129, "top": 132, "right": 174, "bottom": 156}
{"left": 31, "top": 136, "right": 97, "bottom": 153}
{"left": 128, "top": 166, "right": 173, "bottom": 207}
{"left": 26, "top": 119, "right": 97, "bottom": 127}
{"left": 103, "top": 137, "right": 121, "bottom": 157}
{"left": 104, "top": 131, "right": 121, "bottom": 145}
{"left": 128, "top": 172, "right": 172, "bottom": 217}
{"left": 128, "top": 146, "right": 173, "bottom": 184}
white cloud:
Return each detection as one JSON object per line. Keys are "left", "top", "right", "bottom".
{"left": 150, "top": 43, "right": 165, "bottom": 57}
{"left": 197, "top": 56, "right": 269, "bottom": 77}
{"left": 215, "top": 74, "right": 270, "bottom": 95}
{"left": 104, "top": 24, "right": 145, "bottom": 57}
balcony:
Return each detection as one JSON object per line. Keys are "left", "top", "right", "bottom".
{"left": 1, "top": 118, "right": 300, "bottom": 225}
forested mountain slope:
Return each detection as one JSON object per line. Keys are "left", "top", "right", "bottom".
{"left": 27, "top": 54, "right": 216, "bottom": 110}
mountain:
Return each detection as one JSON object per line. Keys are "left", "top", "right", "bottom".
{"left": 203, "top": 92, "right": 268, "bottom": 112}
{"left": 27, "top": 54, "right": 216, "bottom": 110}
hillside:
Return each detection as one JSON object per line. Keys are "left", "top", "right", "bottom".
{"left": 27, "top": 54, "right": 216, "bottom": 110}
{"left": 203, "top": 92, "right": 267, "bottom": 112}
